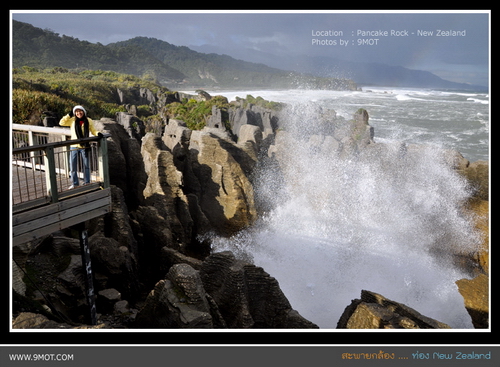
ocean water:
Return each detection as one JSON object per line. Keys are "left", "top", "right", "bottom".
{"left": 193, "top": 88, "right": 489, "bottom": 329}
{"left": 209, "top": 87, "right": 489, "bottom": 162}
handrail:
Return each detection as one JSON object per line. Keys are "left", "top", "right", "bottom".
{"left": 12, "top": 122, "right": 72, "bottom": 136}
{"left": 12, "top": 133, "right": 111, "bottom": 212}
{"left": 13, "top": 134, "right": 110, "bottom": 154}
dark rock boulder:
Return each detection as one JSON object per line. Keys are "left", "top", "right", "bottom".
{"left": 134, "top": 263, "right": 216, "bottom": 328}
{"left": 97, "top": 288, "right": 121, "bottom": 314}
{"left": 88, "top": 234, "right": 140, "bottom": 301}
{"left": 199, "top": 251, "right": 319, "bottom": 328}
{"left": 94, "top": 118, "right": 148, "bottom": 209}
{"left": 134, "top": 251, "right": 318, "bottom": 329}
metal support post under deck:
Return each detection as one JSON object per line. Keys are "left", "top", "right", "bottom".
{"left": 76, "top": 222, "right": 97, "bottom": 325}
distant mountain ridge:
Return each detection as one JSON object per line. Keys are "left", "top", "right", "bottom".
{"left": 107, "top": 37, "right": 291, "bottom": 86}
{"left": 285, "top": 55, "right": 488, "bottom": 91}
{"left": 12, "top": 20, "right": 485, "bottom": 92}
{"left": 190, "top": 44, "right": 488, "bottom": 91}
{"left": 11, "top": 20, "right": 356, "bottom": 91}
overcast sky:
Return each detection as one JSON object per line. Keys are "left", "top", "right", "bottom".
{"left": 11, "top": 10, "right": 490, "bottom": 86}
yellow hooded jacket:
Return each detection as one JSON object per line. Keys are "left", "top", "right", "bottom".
{"left": 59, "top": 111, "right": 99, "bottom": 148}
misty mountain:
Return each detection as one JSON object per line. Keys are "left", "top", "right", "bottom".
{"left": 107, "top": 36, "right": 294, "bottom": 87}
{"left": 191, "top": 44, "right": 487, "bottom": 91}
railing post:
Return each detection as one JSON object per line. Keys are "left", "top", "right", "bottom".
{"left": 44, "top": 146, "right": 59, "bottom": 203}
{"left": 28, "top": 130, "right": 36, "bottom": 168}
{"left": 62, "top": 135, "right": 71, "bottom": 178}
{"left": 97, "top": 135, "right": 110, "bottom": 189}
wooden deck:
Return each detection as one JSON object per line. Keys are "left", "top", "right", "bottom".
{"left": 11, "top": 132, "right": 112, "bottom": 247}
{"left": 12, "top": 187, "right": 111, "bottom": 246}
{"left": 11, "top": 164, "right": 101, "bottom": 210}
{"left": 11, "top": 164, "right": 112, "bottom": 246}
{"left": 12, "top": 164, "right": 70, "bottom": 209}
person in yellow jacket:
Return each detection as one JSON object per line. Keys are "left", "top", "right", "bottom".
{"left": 59, "top": 105, "right": 102, "bottom": 188}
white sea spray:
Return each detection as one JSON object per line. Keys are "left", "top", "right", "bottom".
{"left": 206, "top": 88, "right": 487, "bottom": 329}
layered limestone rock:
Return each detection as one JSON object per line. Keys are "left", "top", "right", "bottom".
{"left": 455, "top": 197, "right": 489, "bottom": 329}
{"left": 337, "top": 290, "right": 451, "bottom": 329}
{"left": 456, "top": 274, "right": 489, "bottom": 329}
{"left": 188, "top": 129, "right": 257, "bottom": 235}
{"left": 135, "top": 263, "right": 215, "bottom": 328}
{"left": 135, "top": 251, "right": 319, "bottom": 329}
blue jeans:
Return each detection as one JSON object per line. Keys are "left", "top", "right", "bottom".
{"left": 70, "top": 148, "right": 90, "bottom": 186}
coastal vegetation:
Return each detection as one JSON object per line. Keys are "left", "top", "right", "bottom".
{"left": 165, "top": 95, "right": 231, "bottom": 130}
{"left": 13, "top": 67, "right": 140, "bottom": 124}
{"left": 12, "top": 66, "right": 283, "bottom": 131}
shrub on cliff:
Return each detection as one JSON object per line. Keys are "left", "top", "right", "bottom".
{"left": 235, "top": 95, "right": 284, "bottom": 110}
{"left": 165, "top": 95, "right": 232, "bottom": 130}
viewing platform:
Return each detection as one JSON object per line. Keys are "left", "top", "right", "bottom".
{"left": 11, "top": 124, "right": 112, "bottom": 246}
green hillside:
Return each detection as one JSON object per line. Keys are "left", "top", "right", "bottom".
{"left": 12, "top": 20, "right": 356, "bottom": 90}
{"left": 12, "top": 21, "right": 185, "bottom": 85}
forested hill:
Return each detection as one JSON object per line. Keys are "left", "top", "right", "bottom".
{"left": 12, "top": 20, "right": 357, "bottom": 90}
{"left": 108, "top": 37, "right": 293, "bottom": 87}
{"left": 12, "top": 20, "right": 186, "bottom": 85}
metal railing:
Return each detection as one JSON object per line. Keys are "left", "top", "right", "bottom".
{"left": 12, "top": 124, "right": 110, "bottom": 213}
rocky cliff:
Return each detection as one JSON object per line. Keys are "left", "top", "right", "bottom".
{"left": 12, "top": 92, "right": 489, "bottom": 330}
